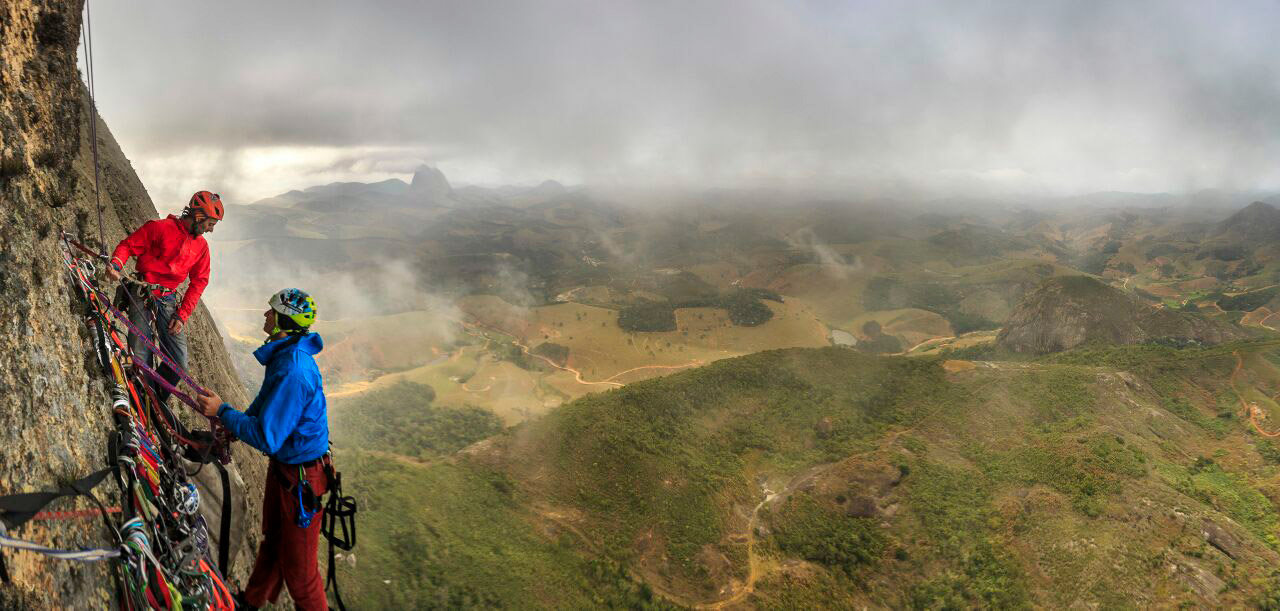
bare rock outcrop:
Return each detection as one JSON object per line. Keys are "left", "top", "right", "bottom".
{"left": 409, "top": 163, "right": 455, "bottom": 203}
{"left": 996, "top": 276, "right": 1247, "bottom": 355}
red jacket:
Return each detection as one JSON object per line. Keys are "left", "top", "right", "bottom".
{"left": 111, "top": 215, "right": 211, "bottom": 322}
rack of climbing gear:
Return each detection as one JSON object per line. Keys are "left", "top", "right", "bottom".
{"left": 0, "top": 232, "right": 237, "bottom": 610}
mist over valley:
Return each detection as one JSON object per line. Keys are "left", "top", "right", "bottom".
{"left": 202, "top": 164, "right": 1280, "bottom": 606}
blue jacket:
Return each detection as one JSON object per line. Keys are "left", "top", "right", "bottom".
{"left": 218, "top": 333, "right": 329, "bottom": 464}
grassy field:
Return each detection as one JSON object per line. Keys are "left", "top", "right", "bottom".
{"left": 535, "top": 301, "right": 826, "bottom": 390}
{"left": 322, "top": 293, "right": 833, "bottom": 429}
{"left": 845, "top": 308, "right": 954, "bottom": 349}
{"left": 910, "top": 330, "right": 998, "bottom": 355}
{"left": 327, "top": 379, "right": 673, "bottom": 609}
{"left": 762, "top": 263, "right": 872, "bottom": 327}
{"left": 330, "top": 342, "right": 568, "bottom": 425}
{"left": 328, "top": 452, "right": 675, "bottom": 610}
{"left": 329, "top": 381, "right": 504, "bottom": 459}
{"left": 317, "top": 293, "right": 833, "bottom": 432}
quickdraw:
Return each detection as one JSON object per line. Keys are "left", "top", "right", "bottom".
{"left": 62, "top": 232, "right": 210, "bottom": 395}
{"left": 296, "top": 465, "right": 318, "bottom": 529}
{"left": 15, "top": 230, "right": 357, "bottom": 609}
{"left": 0, "top": 232, "right": 238, "bottom": 610}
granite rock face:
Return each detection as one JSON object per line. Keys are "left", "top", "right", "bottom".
{"left": 409, "top": 164, "right": 455, "bottom": 203}
{"left": 996, "top": 276, "right": 1247, "bottom": 355}
{"left": 0, "top": 2, "right": 266, "bottom": 607}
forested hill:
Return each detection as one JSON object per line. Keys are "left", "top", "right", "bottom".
{"left": 332, "top": 337, "right": 1280, "bottom": 608}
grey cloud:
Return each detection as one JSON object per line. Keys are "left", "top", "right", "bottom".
{"left": 89, "top": 0, "right": 1280, "bottom": 196}
{"left": 306, "top": 150, "right": 433, "bottom": 176}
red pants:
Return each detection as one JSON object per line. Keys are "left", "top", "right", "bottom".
{"left": 243, "top": 459, "right": 329, "bottom": 611}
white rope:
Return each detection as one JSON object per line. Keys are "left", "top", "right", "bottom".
{"left": 80, "top": 0, "right": 106, "bottom": 252}
{"left": 0, "top": 523, "right": 120, "bottom": 562}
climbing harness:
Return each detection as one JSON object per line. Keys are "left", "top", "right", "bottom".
{"left": 0, "top": 232, "right": 237, "bottom": 610}
{"left": 322, "top": 459, "right": 357, "bottom": 611}
{"left": 272, "top": 452, "right": 358, "bottom": 609}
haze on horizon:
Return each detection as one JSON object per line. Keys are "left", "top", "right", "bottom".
{"left": 87, "top": 0, "right": 1280, "bottom": 207}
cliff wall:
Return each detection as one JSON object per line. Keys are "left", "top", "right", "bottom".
{"left": 1, "top": 1, "right": 266, "bottom": 607}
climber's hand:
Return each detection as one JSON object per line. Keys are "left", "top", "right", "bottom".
{"left": 168, "top": 317, "right": 185, "bottom": 335}
{"left": 197, "top": 391, "right": 223, "bottom": 418}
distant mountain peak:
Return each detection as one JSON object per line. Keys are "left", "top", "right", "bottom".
{"left": 410, "top": 164, "right": 454, "bottom": 201}
{"left": 1233, "top": 200, "right": 1279, "bottom": 218}
{"left": 1217, "top": 201, "right": 1280, "bottom": 241}
{"left": 533, "top": 179, "right": 566, "bottom": 194}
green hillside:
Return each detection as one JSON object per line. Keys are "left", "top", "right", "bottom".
{"left": 330, "top": 339, "right": 1280, "bottom": 608}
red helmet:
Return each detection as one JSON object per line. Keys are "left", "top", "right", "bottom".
{"left": 187, "top": 191, "right": 224, "bottom": 220}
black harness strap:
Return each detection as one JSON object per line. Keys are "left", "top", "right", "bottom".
{"left": 0, "top": 467, "right": 119, "bottom": 594}
{"left": 103, "top": 422, "right": 131, "bottom": 607}
{"left": 0, "top": 468, "right": 113, "bottom": 530}
{"left": 322, "top": 467, "right": 357, "bottom": 611}
{"left": 214, "top": 461, "right": 232, "bottom": 572}
{"left": 326, "top": 539, "right": 345, "bottom": 611}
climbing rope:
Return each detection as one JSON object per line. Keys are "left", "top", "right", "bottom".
{"left": 0, "top": 233, "right": 236, "bottom": 610}
{"left": 3, "top": 231, "right": 357, "bottom": 608}
{"left": 61, "top": 233, "right": 234, "bottom": 467}
{"left": 0, "top": 527, "right": 121, "bottom": 562}
{"left": 80, "top": 0, "right": 107, "bottom": 253}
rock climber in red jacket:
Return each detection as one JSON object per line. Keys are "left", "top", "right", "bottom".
{"left": 106, "top": 191, "right": 222, "bottom": 397}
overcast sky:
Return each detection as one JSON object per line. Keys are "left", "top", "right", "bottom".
{"left": 86, "top": 0, "right": 1280, "bottom": 207}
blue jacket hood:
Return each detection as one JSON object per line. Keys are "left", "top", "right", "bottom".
{"left": 254, "top": 332, "right": 324, "bottom": 365}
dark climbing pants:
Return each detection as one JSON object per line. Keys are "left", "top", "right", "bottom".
{"left": 244, "top": 459, "right": 329, "bottom": 611}
{"left": 124, "top": 292, "right": 187, "bottom": 401}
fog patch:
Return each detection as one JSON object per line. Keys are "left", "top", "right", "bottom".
{"left": 786, "top": 227, "right": 863, "bottom": 278}
{"left": 589, "top": 227, "right": 634, "bottom": 267}
{"left": 205, "top": 256, "right": 461, "bottom": 344}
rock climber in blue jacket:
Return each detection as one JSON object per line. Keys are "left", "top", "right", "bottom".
{"left": 197, "top": 288, "right": 331, "bottom": 611}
